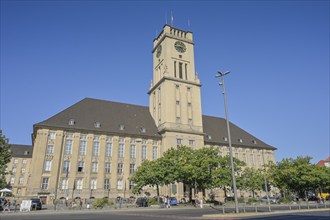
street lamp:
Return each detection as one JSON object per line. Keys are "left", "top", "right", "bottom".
{"left": 215, "top": 70, "right": 239, "bottom": 214}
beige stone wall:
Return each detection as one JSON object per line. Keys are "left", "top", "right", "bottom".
{"left": 27, "top": 129, "right": 162, "bottom": 203}
{"left": 5, "top": 156, "right": 32, "bottom": 199}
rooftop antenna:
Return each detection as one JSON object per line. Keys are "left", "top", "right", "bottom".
{"left": 171, "top": 11, "right": 174, "bottom": 27}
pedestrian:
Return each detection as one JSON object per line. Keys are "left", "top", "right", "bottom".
{"left": 4, "top": 199, "right": 10, "bottom": 211}
{"left": 79, "top": 200, "right": 83, "bottom": 209}
{"left": 164, "top": 196, "right": 168, "bottom": 208}
{"left": 167, "top": 196, "right": 171, "bottom": 208}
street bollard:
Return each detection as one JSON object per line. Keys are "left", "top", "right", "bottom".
{"left": 222, "top": 204, "right": 225, "bottom": 214}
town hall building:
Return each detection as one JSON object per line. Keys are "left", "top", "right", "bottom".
{"left": 7, "top": 25, "right": 276, "bottom": 204}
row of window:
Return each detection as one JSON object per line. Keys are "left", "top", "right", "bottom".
{"left": 47, "top": 142, "right": 158, "bottom": 160}
{"left": 41, "top": 177, "right": 135, "bottom": 191}
{"left": 10, "top": 176, "right": 24, "bottom": 185}
{"left": 176, "top": 139, "right": 195, "bottom": 146}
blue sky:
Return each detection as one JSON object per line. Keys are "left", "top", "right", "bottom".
{"left": 1, "top": 0, "right": 329, "bottom": 163}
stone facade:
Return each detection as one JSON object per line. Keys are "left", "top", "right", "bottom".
{"left": 6, "top": 25, "right": 276, "bottom": 204}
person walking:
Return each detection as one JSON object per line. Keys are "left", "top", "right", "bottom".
{"left": 13, "top": 200, "right": 16, "bottom": 212}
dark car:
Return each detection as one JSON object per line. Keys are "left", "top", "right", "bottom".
{"left": 308, "top": 196, "right": 320, "bottom": 203}
{"left": 136, "top": 197, "right": 148, "bottom": 207}
{"left": 224, "top": 196, "right": 235, "bottom": 203}
{"left": 31, "top": 198, "right": 42, "bottom": 210}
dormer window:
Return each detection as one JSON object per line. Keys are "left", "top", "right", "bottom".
{"left": 68, "top": 119, "right": 75, "bottom": 126}
{"left": 238, "top": 138, "right": 243, "bottom": 143}
{"left": 119, "top": 124, "right": 125, "bottom": 130}
{"left": 252, "top": 140, "right": 257, "bottom": 144}
{"left": 223, "top": 137, "right": 228, "bottom": 141}
{"left": 207, "top": 135, "right": 212, "bottom": 140}
{"left": 140, "top": 127, "right": 146, "bottom": 133}
{"left": 94, "top": 122, "right": 101, "bottom": 128}
{"left": 24, "top": 151, "right": 29, "bottom": 155}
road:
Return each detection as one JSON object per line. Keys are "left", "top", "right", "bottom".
{"left": 1, "top": 206, "right": 329, "bottom": 220}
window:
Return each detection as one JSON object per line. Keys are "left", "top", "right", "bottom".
{"left": 117, "top": 163, "right": 123, "bottom": 174}
{"left": 130, "top": 164, "right": 135, "bottom": 174}
{"left": 243, "top": 153, "right": 247, "bottom": 163}
{"left": 106, "top": 136, "right": 112, "bottom": 142}
{"left": 104, "top": 179, "right": 110, "bottom": 190}
{"left": 10, "top": 177, "right": 15, "bottom": 185}
{"left": 257, "top": 155, "right": 262, "bottom": 166}
{"left": 44, "top": 160, "right": 52, "bottom": 171}
{"left": 130, "top": 145, "right": 136, "bottom": 159}
{"left": 105, "top": 143, "right": 112, "bottom": 157}
{"left": 119, "top": 124, "right": 125, "bottom": 130}
{"left": 235, "top": 153, "right": 239, "bottom": 158}
{"left": 189, "top": 140, "right": 195, "bottom": 146}
{"left": 118, "top": 144, "right": 124, "bottom": 158}
{"left": 152, "top": 146, "right": 158, "bottom": 160}
{"left": 61, "top": 179, "right": 68, "bottom": 190}
{"left": 90, "top": 179, "right": 97, "bottom": 189}
{"left": 94, "top": 122, "right": 101, "bottom": 128}
{"left": 117, "top": 179, "right": 123, "bottom": 190}
{"left": 14, "top": 159, "right": 18, "bottom": 164}
{"left": 176, "top": 117, "right": 181, "bottom": 123}
{"left": 47, "top": 145, "right": 54, "bottom": 154}
{"left": 68, "top": 119, "right": 75, "bottom": 125}
{"left": 185, "top": 64, "right": 188, "bottom": 79}
{"left": 252, "top": 140, "right": 257, "bottom": 144}
{"left": 77, "top": 161, "right": 84, "bottom": 172}
{"left": 76, "top": 179, "right": 83, "bottom": 190}
{"left": 49, "top": 132, "right": 56, "bottom": 140}
{"left": 174, "top": 61, "right": 177, "bottom": 77}
{"left": 42, "top": 177, "right": 49, "bottom": 190}
{"left": 80, "top": 134, "right": 87, "bottom": 140}
{"left": 130, "top": 139, "right": 136, "bottom": 144}
{"left": 63, "top": 160, "right": 70, "bottom": 173}
{"left": 21, "top": 168, "right": 25, "bottom": 174}
{"left": 64, "top": 140, "right": 73, "bottom": 155}
{"left": 129, "top": 181, "right": 134, "bottom": 190}
{"left": 92, "top": 141, "right": 99, "bottom": 156}
{"left": 177, "top": 139, "right": 182, "bottom": 145}
{"left": 250, "top": 154, "right": 255, "bottom": 166}
{"left": 91, "top": 162, "right": 98, "bottom": 173}
{"left": 79, "top": 141, "right": 86, "bottom": 156}
{"left": 19, "top": 177, "right": 24, "bottom": 185}
{"left": 179, "top": 62, "right": 183, "bottom": 79}
{"left": 119, "top": 137, "right": 125, "bottom": 143}
{"left": 142, "top": 145, "right": 147, "bottom": 160}
{"left": 12, "top": 167, "right": 17, "bottom": 173}
{"left": 238, "top": 138, "right": 243, "bottom": 143}
{"left": 22, "top": 159, "right": 27, "bottom": 164}
{"left": 176, "top": 100, "right": 180, "bottom": 105}
{"left": 223, "top": 137, "right": 228, "bottom": 141}
{"left": 105, "top": 162, "right": 111, "bottom": 173}
{"left": 153, "top": 140, "right": 158, "bottom": 145}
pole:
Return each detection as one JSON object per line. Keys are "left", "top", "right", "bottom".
{"left": 262, "top": 150, "right": 271, "bottom": 212}
{"left": 216, "top": 71, "right": 239, "bottom": 213}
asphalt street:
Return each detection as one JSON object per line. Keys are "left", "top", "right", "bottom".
{"left": 0, "top": 206, "right": 329, "bottom": 220}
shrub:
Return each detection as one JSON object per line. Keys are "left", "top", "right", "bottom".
{"left": 92, "top": 198, "right": 109, "bottom": 209}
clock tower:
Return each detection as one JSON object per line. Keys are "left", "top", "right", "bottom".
{"left": 149, "top": 25, "right": 204, "bottom": 152}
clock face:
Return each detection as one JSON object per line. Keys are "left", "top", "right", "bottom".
{"left": 174, "top": 41, "right": 186, "bottom": 53}
{"left": 156, "top": 45, "right": 162, "bottom": 58}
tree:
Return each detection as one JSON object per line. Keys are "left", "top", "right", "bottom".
{"left": 268, "top": 156, "right": 326, "bottom": 199}
{"left": 0, "top": 130, "right": 12, "bottom": 188}
{"left": 240, "top": 168, "right": 264, "bottom": 198}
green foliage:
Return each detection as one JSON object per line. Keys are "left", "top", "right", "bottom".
{"left": 0, "top": 130, "right": 12, "bottom": 188}
{"left": 92, "top": 198, "right": 109, "bottom": 209}
{"left": 240, "top": 168, "right": 264, "bottom": 198}
{"left": 268, "top": 156, "right": 329, "bottom": 198}
{"left": 147, "top": 197, "right": 158, "bottom": 205}
{"left": 247, "top": 197, "right": 260, "bottom": 204}
{"left": 278, "top": 197, "right": 293, "bottom": 204}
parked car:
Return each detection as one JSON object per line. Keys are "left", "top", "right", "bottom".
{"left": 261, "top": 196, "right": 278, "bottom": 204}
{"left": 169, "top": 197, "right": 178, "bottom": 206}
{"left": 224, "top": 196, "right": 235, "bottom": 203}
{"left": 135, "top": 197, "right": 148, "bottom": 207}
{"left": 31, "top": 198, "right": 42, "bottom": 210}
{"left": 307, "top": 196, "right": 320, "bottom": 203}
